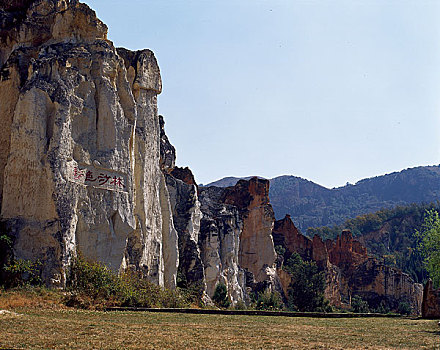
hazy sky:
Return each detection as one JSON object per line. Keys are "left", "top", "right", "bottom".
{"left": 86, "top": 0, "right": 440, "bottom": 188}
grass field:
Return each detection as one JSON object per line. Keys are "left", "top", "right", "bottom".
{"left": 1, "top": 306, "right": 439, "bottom": 349}
{"left": 0, "top": 288, "right": 438, "bottom": 349}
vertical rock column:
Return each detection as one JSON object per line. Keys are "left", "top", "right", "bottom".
{"left": 222, "top": 178, "right": 277, "bottom": 283}
{"left": 199, "top": 186, "right": 247, "bottom": 304}
{"left": 118, "top": 48, "right": 179, "bottom": 288}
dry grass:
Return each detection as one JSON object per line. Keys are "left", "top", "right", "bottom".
{"left": 0, "top": 287, "right": 64, "bottom": 310}
{"left": 0, "top": 304, "right": 438, "bottom": 349}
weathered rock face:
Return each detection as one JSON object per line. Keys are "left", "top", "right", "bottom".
{"left": 273, "top": 214, "right": 313, "bottom": 261}
{"left": 222, "top": 178, "right": 277, "bottom": 283}
{"left": 165, "top": 173, "right": 205, "bottom": 292}
{"left": 0, "top": 0, "right": 280, "bottom": 307}
{"left": 0, "top": 0, "right": 179, "bottom": 288}
{"left": 422, "top": 279, "right": 440, "bottom": 318}
{"left": 326, "top": 230, "right": 368, "bottom": 270}
{"left": 273, "top": 215, "right": 423, "bottom": 314}
{"left": 199, "top": 186, "right": 246, "bottom": 304}
{"left": 197, "top": 178, "right": 279, "bottom": 304}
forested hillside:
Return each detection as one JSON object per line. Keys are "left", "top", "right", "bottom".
{"left": 207, "top": 165, "right": 440, "bottom": 231}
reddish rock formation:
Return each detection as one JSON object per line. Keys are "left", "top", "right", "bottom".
{"left": 311, "top": 234, "right": 329, "bottom": 269}
{"left": 170, "top": 167, "right": 197, "bottom": 187}
{"left": 272, "top": 215, "right": 423, "bottom": 314}
{"left": 327, "top": 230, "right": 368, "bottom": 270}
{"left": 222, "top": 177, "right": 277, "bottom": 283}
{"left": 422, "top": 279, "right": 440, "bottom": 318}
{"left": 272, "top": 214, "right": 313, "bottom": 261}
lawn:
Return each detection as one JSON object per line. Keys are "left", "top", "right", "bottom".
{"left": 0, "top": 307, "right": 438, "bottom": 349}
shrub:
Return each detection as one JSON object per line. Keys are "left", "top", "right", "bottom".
{"left": 67, "top": 255, "right": 119, "bottom": 301}
{"left": 397, "top": 301, "right": 412, "bottom": 315}
{"left": 274, "top": 245, "right": 286, "bottom": 257}
{"left": 234, "top": 300, "right": 247, "bottom": 310}
{"left": 3, "top": 259, "right": 42, "bottom": 288}
{"left": 212, "top": 283, "right": 230, "bottom": 308}
{"left": 374, "top": 300, "right": 391, "bottom": 314}
{"left": 176, "top": 271, "right": 205, "bottom": 306}
{"left": 351, "top": 295, "right": 369, "bottom": 313}
{"left": 255, "top": 290, "right": 283, "bottom": 311}
{"left": 65, "top": 255, "right": 189, "bottom": 309}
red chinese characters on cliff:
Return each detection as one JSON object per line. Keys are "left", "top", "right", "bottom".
{"left": 72, "top": 166, "right": 126, "bottom": 190}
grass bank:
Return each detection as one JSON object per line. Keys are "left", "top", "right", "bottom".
{"left": 0, "top": 306, "right": 438, "bottom": 349}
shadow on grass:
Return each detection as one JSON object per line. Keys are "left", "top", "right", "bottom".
{"left": 423, "top": 330, "right": 440, "bottom": 336}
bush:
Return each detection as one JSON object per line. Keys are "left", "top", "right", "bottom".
{"left": 374, "top": 300, "right": 390, "bottom": 314}
{"left": 212, "top": 283, "right": 230, "bottom": 308}
{"left": 351, "top": 295, "right": 369, "bottom": 313}
{"left": 255, "top": 290, "right": 283, "bottom": 311}
{"left": 274, "top": 245, "right": 286, "bottom": 257}
{"left": 234, "top": 300, "right": 247, "bottom": 310}
{"left": 176, "top": 271, "right": 205, "bottom": 306}
{"left": 65, "top": 255, "right": 189, "bottom": 309}
{"left": 397, "top": 301, "right": 412, "bottom": 315}
{"left": 3, "top": 259, "right": 42, "bottom": 288}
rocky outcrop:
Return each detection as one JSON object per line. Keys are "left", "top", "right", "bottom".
{"left": 273, "top": 214, "right": 313, "bottom": 261}
{"left": 422, "top": 279, "right": 440, "bottom": 318}
{"left": 199, "top": 186, "right": 247, "bottom": 304}
{"left": 165, "top": 173, "right": 205, "bottom": 292}
{"left": 198, "top": 178, "right": 279, "bottom": 304}
{"left": 0, "top": 1, "right": 282, "bottom": 308}
{"left": 222, "top": 178, "right": 277, "bottom": 283}
{"left": 326, "top": 230, "right": 369, "bottom": 270}
{"left": 273, "top": 215, "right": 423, "bottom": 314}
{"left": 0, "top": 0, "right": 180, "bottom": 288}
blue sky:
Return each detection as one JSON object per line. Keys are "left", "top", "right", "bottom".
{"left": 86, "top": 0, "right": 440, "bottom": 188}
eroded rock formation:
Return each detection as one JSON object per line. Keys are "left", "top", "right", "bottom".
{"left": 0, "top": 0, "right": 179, "bottom": 288}
{"left": 2, "top": 0, "right": 421, "bottom": 313}
{"left": 422, "top": 279, "right": 440, "bottom": 318}
{"left": 198, "top": 178, "right": 279, "bottom": 305}
{"left": 0, "top": 1, "right": 282, "bottom": 308}
{"left": 273, "top": 215, "right": 423, "bottom": 314}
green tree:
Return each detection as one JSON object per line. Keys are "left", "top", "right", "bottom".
{"left": 351, "top": 295, "right": 369, "bottom": 313}
{"left": 284, "top": 253, "right": 331, "bottom": 312}
{"left": 415, "top": 209, "right": 440, "bottom": 288}
{"left": 212, "top": 283, "right": 230, "bottom": 308}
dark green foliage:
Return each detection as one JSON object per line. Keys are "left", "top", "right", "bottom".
{"left": 0, "top": 234, "right": 12, "bottom": 247}
{"left": 2, "top": 259, "right": 42, "bottom": 288}
{"left": 66, "top": 255, "right": 188, "bottom": 309}
{"left": 274, "top": 245, "right": 286, "bottom": 257}
{"left": 350, "top": 295, "right": 369, "bottom": 313}
{"left": 284, "top": 253, "right": 331, "bottom": 312}
{"left": 212, "top": 283, "right": 230, "bottom": 308}
{"left": 0, "top": 226, "right": 15, "bottom": 286}
{"left": 397, "top": 301, "right": 412, "bottom": 315}
{"left": 374, "top": 300, "right": 390, "bottom": 314}
{"left": 255, "top": 290, "right": 283, "bottom": 310}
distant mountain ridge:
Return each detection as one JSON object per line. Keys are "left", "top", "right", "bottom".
{"left": 204, "top": 165, "right": 440, "bottom": 231}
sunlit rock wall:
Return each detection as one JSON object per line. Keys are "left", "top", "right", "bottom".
{"left": 0, "top": 0, "right": 178, "bottom": 288}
